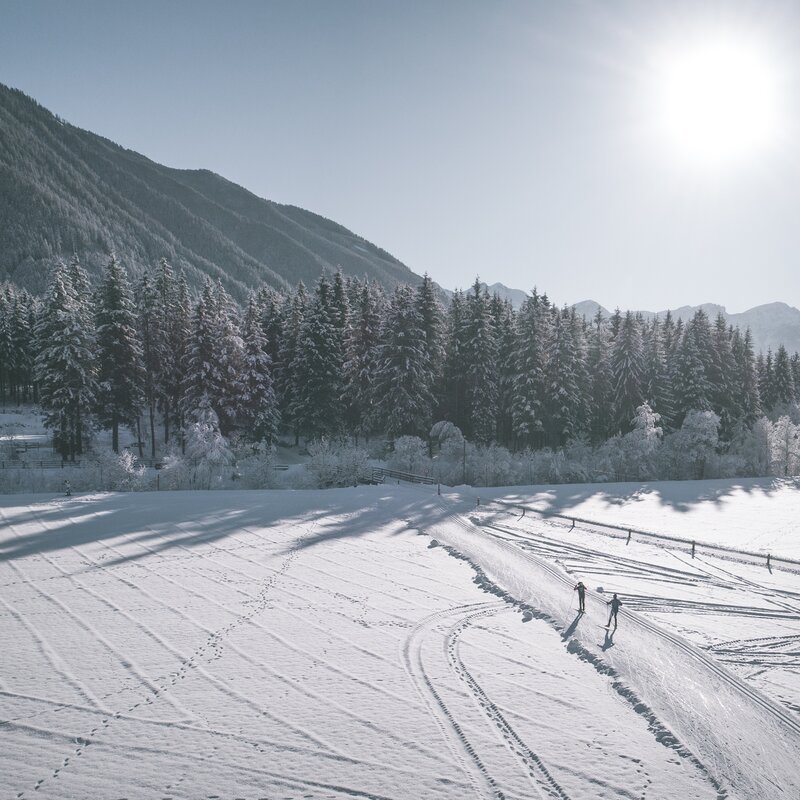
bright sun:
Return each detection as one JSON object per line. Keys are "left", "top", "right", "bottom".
{"left": 653, "top": 37, "right": 781, "bottom": 167}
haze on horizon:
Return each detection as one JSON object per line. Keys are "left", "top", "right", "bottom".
{"left": 2, "top": 0, "right": 799, "bottom": 313}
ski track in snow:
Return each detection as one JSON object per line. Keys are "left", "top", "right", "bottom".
{"left": 2, "top": 488, "right": 798, "bottom": 798}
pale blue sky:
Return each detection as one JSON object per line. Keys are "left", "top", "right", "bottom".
{"left": 2, "top": 0, "right": 799, "bottom": 311}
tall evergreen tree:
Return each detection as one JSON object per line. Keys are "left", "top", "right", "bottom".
{"left": 290, "top": 274, "right": 345, "bottom": 438}
{"left": 463, "top": 280, "right": 498, "bottom": 444}
{"left": 586, "top": 309, "right": 613, "bottom": 444}
{"left": 511, "top": 290, "right": 548, "bottom": 448}
{"left": 610, "top": 311, "right": 645, "bottom": 434}
{"left": 372, "top": 285, "right": 435, "bottom": 438}
{"left": 239, "top": 293, "right": 279, "bottom": 442}
{"left": 35, "top": 263, "right": 96, "bottom": 459}
{"left": 94, "top": 256, "right": 143, "bottom": 453}
{"left": 543, "top": 307, "right": 583, "bottom": 446}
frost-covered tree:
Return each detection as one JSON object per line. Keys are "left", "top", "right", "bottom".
{"left": 239, "top": 293, "right": 279, "bottom": 443}
{"left": 372, "top": 285, "right": 435, "bottom": 437}
{"left": 512, "top": 290, "right": 549, "bottom": 448}
{"left": 543, "top": 307, "right": 583, "bottom": 446}
{"left": 671, "top": 324, "right": 711, "bottom": 428}
{"left": 276, "top": 282, "right": 307, "bottom": 442}
{"left": 94, "top": 256, "right": 143, "bottom": 453}
{"left": 35, "top": 262, "right": 96, "bottom": 459}
{"left": 213, "top": 282, "right": 245, "bottom": 434}
{"left": 342, "top": 280, "right": 383, "bottom": 442}
{"left": 587, "top": 309, "right": 613, "bottom": 444}
{"left": 290, "top": 274, "right": 345, "bottom": 437}
{"left": 441, "top": 289, "right": 469, "bottom": 431}
{"left": 136, "top": 270, "right": 163, "bottom": 457}
{"left": 772, "top": 345, "right": 795, "bottom": 411}
{"left": 463, "top": 280, "right": 498, "bottom": 444}
{"left": 610, "top": 311, "right": 645, "bottom": 434}
{"left": 771, "top": 416, "right": 800, "bottom": 477}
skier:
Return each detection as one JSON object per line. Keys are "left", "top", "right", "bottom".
{"left": 574, "top": 581, "right": 586, "bottom": 612}
{"left": 63, "top": 479, "right": 71, "bottom": 497}
{"left": 606, "top": 593, "right": 622, "bottom": 629}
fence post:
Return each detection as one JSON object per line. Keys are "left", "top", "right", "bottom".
{"left": 520, "top": 506, "right": 525, "bottom": 518}
{"left": 626, "top": 530, "right": 631, "bottom": 546}
{"left": 476, "top": 496, "right": 480, "bottom": 507}
{"left": 437, "top": 482, "right": 440, "bottom": 496}
{"left": 691, "top": 540, "right": 695, "bottom": 558}
{"left": 767, "top": 553, "right": 771, "bottom": 570}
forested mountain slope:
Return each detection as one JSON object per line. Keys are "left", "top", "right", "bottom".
{"left": 0, "top": 83, "right": 420, "bottom": 300}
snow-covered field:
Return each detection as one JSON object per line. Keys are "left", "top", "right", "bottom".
{"left": 1, "top": 485, "right": 799, "bottom": 799}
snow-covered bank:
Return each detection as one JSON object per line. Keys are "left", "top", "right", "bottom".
{"left": 1, "top": 487, "right": 798, "bottom": 798}
{"left": 450, "top": 476, "right": 800, "bottom": 559}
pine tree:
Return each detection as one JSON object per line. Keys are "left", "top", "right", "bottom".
{"left": 342, "top": 280, "right": 383, "bottom": 442}
{"left": 463, "top": 280, "right": 498, "bottom": 444}
{"left": 441, "top": 289, "right": 469, "bottom": 431}
{"left": 511, "top": 290, "right": 549, "bottom": 448}
{"left": 586, "top": 309, "right": 613, "bottom": 444}
{"left": 35, "top": 262, "right": 96, "bottom": 459}
{"left": 759, "top": 349, "right": 776, "bottom": 413}
{"left": 136, "top": 270, "right": 163, "bottom": 457}
{"left": 94, "top": 256, "right": 143, "bottom": 453}
{"left": 276, "top": 282, "right": 307, "bottom": 442}
{"left": 671, "top": 325, "right": 711, "bottom": 427}
{"left": 708, "top": 314, "right": 738, "bottom": 440}
{"left": 213, "top": 281, "right": 245, "bottom": 434}
{"left": 492, "top": 295, "right": 517, "bottom": 448}
{"left": 290, "top": 274, "right": 345, "bottom": 438}
{"left": 772, "top": 345, "right": 795, "bottom": 410}
{"left": 641, "top": 317, "right": 673, "bottom": 428}
{"left": 543, "top": 307, "right": 583, "bottom": 446}
{"left": 610, "top": 311, "right": 645, "bottom": 434}
{"left": 372, "top": 285, "right": 435, "bottom": 438}
{"left": 239, "top": 293, "right": 279, "bottom": 442}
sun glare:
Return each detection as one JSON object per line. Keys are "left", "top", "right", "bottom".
{"left": 653, "top": 36, "right": 781, "bottom": 167}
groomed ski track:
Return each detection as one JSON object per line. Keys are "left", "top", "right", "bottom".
{"left": 0, "top": 487, "right": 797, "bottom": 799}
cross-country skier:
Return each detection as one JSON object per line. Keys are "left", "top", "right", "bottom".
{"left": 574, "top": 581, "right": 586, "bottom": 612}
{"left": 606, "top": 593, "right": 622, "bottom": 629}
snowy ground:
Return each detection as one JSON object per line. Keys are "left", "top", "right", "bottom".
{"left": 1, "top": 486, "right": 798, "bottom": 799}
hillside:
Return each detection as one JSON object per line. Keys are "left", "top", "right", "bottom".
{"left": 0, "top": 84, "right": 421, "bottom": 300}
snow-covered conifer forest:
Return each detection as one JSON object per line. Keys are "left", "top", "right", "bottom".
{"left": 1, "top": 255, "right": 799, "bottom": 489}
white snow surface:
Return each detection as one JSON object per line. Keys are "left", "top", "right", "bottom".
{"left": 0, "top": 485, "right": 798, "bottom": 799}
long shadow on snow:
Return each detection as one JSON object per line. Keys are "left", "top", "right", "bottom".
{"left": 0, "top": 487, "right": 409, "bottom": 567}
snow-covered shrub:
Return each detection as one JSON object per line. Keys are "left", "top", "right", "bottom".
{"left": 612, "top": 403, "right": 663, "bottom": 481}
{"left": 305, "top": 438, "right": 369, "bottom": 488}
{"left": 236, "top": 442, "right": 277, "bottom": 489}
{"left": 388, "top": 436, "right": 430, "bottom": 475}
{"left": 770, "top": 415, "right": 800, "bottom": 477}
{"left": 89, "top": 449, "right": 147, "bottom": 491}
{"left": 659, "top": 410, "right": 720, "bottom": 479}
{"left": 434, "top": 434, "right": 470, "bottom": 485}
{"left": 184, "top": 402, "right": 234, "bottom": 489}
{"left": 468, "top": 444, "right": 514, "bottom": 486}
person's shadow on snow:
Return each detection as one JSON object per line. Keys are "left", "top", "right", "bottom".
{"left": 562, "top": 612, "right": 583, "bottom": 640}
{"left": 601, "top": 629, "right": 615, "bottom": 651}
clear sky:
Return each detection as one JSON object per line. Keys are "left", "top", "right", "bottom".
{"left": 2, "top": 0, "right": 799, "bottom": 312}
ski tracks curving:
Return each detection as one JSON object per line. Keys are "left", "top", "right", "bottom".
{"left": 403, "top": 602, "right": 569, "bottom": 800}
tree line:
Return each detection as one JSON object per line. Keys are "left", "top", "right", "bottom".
{"left": 1, "top": 256, "right": 799, "bottom": 474}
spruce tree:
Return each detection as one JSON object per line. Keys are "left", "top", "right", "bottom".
{"left": 610, "top": 311, "right": 645, "bottom": 434}
{"left": 94, "top": 256, "right": 143, "bottom": 453}
{"left": 511, "top": 290, "right": 548, "bottom": 448}
{"left": 372, "top": 285, "right": 435, "bottom": 438}
{"left": 239, "top": 293, "right": 279, "bottom": 443}
{"left": 463, "top": 280, "right": 498, "bottom": 444}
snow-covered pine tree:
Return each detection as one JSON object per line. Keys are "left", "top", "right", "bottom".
{"left": 491, "top": 294, "right": 517, "bottom": 448}
{"left": 290, "top": 273, "right": 345, "bottom": 438}
{"left": 256, "top": 285, "right": 285, "bottom": 368}
{"left": 136, "top": 270, "right": 163, "bottom": 457}
{"left": 94, "top": 255, "right": 143, "bottom": 453}
{"left": 239, "top": 293, "right": 279, "bottom": 443}
{"left": 543, "top": 307, "right": 583, "bottom": 446}
{"left": 708, "top": 314, "right": 739, "bottom": 440}
{"left": 671, "top": 323, "right": 712, "bottom": 428}
{"left": 276, "top": 282, "right": 307, "bottom": 443}
{"left": 586, "top": 309, "right": 614, "bottom": 444}
{"left": 641, "top": 317, "right": 673, "bottom": 429}
{"left": 463, "top": 279, "right": 499, "bottom": 444}
{"left": 342, "top": 279, "right": 384, "bottom": 443}
{"left": 35, "top": 262, "right": 96, "bottom": 459}
{"left": 212, "top": 281, "right": 245, "bottom": 434}
{"left": 372, "top": 285, "right": 435, "bottom": 438}
{"left": 441, "top": 289, "right": 469, "bottom": 432}
{"left": 771, "top": 345, "right": 795, "bottom": 411}
{"left": 758, "top": 349, "right": 776, "bottom": 414}
{"left": 610, "top": 311, "right": 645, "bottom": 434}
{"left": 733, "top": 328, "right": 760, "bottom": 427}
{"left": 511, "top": 290, "right": 548, "bottom": 448}
{"left": 182, "top": 280, "right": 224, "bottom": 432}
{"left": 416, "top": 273, "right": 446, "bottom": 379}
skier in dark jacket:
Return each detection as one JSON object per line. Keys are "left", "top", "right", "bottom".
{"left": 607, "top": 593, "right": 622, "bottom": 629}
{"left": 574, "top": 581, "right": 586, "bottom": 612}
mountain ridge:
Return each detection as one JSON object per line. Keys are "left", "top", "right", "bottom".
{"left": 0, "top": 83, "right": 422, "bottom": 299}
